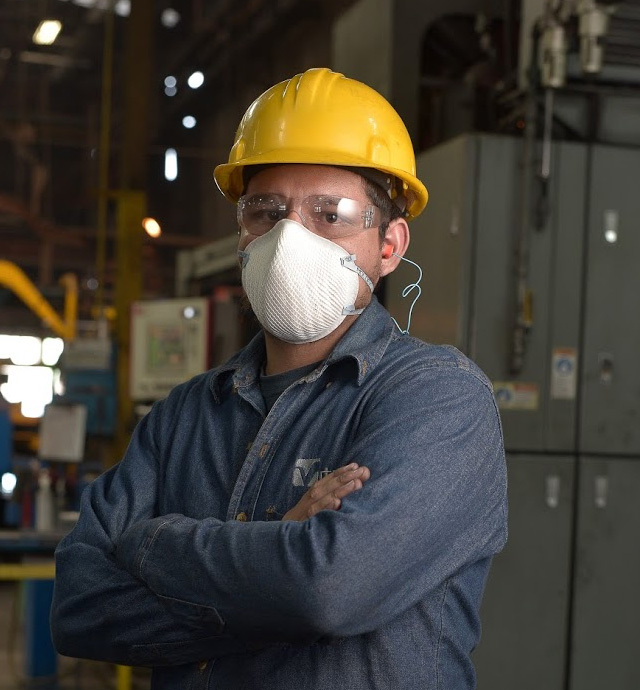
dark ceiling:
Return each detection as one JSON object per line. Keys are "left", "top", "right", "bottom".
{"left": 0, "top": 0, "right": 354, "bottom": 330}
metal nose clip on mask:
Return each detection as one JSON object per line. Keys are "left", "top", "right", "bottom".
{"left": 238, "top": 219, "right": 375, "bottom": 344}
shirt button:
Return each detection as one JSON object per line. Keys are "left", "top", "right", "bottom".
{"left": 236, "top": 512, "right": 248, "bottom": 522}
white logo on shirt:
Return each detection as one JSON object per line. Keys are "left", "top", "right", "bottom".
{"left": 293, "top": 459, "right": 331, "bottom": 487}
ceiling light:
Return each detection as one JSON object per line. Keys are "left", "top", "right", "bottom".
{"left": 142, "top": 217, "right": 162, "bottom": 238}
{"left": 164, "top": 85, "right": 177, "bottom": 97}
{"left": 33, "top": 20, "right": 62, "bottom": 46}
{"left": 161, "top": 8, "right": 181, "bottom": 28}
{"left": 182, "top": 115, "right": 196, "bottom": 129}
{"left": 114, "top": 0, "right": 131, "bottom": 16}
{"left": 164, "top": 75, "right": 176, "bottom": 88}
{"left": 187, "top": 71, "right": 204, "bottom": 89}
{"left": 164, "top": 149, "right": 178, "bottom": 181}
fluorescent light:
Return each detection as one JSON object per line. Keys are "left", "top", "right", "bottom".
{"left": 42, "top": 338, "right": 64, "bottom": 366}
{"left": 187, "top": 71, "right": 204, "bottom": 89}
{"left": 11, "top": 336, "right": 41, "bottom": 366}
{"left": 164, "top": 149, "right": 178, "bottom": 181}
{"left": 33, "top": 20, "right": 62, "bottom": 46}
{"left": 182, "top": 115, "right": 196, "bottom": 129}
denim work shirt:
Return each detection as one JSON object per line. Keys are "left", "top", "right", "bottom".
{"left": 51, "top": 297, "right": 507, "bottom": 690}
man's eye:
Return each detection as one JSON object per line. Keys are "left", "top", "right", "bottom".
{"left": 324, "top": 212, "right": 339, "bottom": 224}
{"left": 266, "top": 210, "right": 283, "bottom": 222}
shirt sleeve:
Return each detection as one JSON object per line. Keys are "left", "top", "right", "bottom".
{"left": 51, "top": 402, "right": 246, "bottom": 667}
{"left": 114, "top": 364, "right": 508, "bottom": 644}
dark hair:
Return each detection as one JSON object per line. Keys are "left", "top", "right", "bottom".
{"left": 361, "top": 178, "right": 404, "bottom": 239}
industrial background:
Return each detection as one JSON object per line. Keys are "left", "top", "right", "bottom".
{"left": 1, "top": 0, "right": 639, "bottom": 688}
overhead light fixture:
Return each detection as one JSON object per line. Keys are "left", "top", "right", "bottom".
{"left": 182, "top": 115, "right": 196, "bottom": 129}
{"left": 161, "top": 8, "right": 181, "bottom": 28}
{"left": 164, "top": 148, "right": 178, "bottom": 181}
{"left": 114, "top": 0, "right": 131, "bottom": 17}
{"left": 142, "top": 217, "right": 162, "bottom": 238}
{"left": 187, "top": 71, "right": 204, "bottom": 89}
{"left": 33, "top": 20, "right": 62, "bottom": 46}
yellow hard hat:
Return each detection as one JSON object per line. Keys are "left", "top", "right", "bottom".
{"left": 214, "top": 68, "right": 428, "bottom": 220}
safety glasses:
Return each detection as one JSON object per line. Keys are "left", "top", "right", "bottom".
{"left": 237, "top": 194, "right": 383, "bottom": 239}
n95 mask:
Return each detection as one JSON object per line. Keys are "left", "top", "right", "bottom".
{"left": 238, "top": 219, "right": 374, "bottom": 344}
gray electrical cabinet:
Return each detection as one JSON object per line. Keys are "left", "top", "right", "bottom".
{"left": 386, "top": 133, "right": 640, "bottom": 690}
{"left": 387, "top": 134, "right": 588, "bottom": 453}
{"left": 580, "top": 146, "right": 640, "bottom": 456}
{"left": 569, "top": 456, "right": 640, "bottom": 690}
{"left": 472, "top": 454, "right": 575, "bottom": 690}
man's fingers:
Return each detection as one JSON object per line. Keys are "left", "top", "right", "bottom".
{"left": 307, "top": 494, "right": 341, "bottom": 518}
{"left": 332, "top": 478, "right": 362, "bottom": 499}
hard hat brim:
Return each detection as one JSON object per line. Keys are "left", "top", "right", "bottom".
{"left": 214, "top": 153, "right": 428, "bottom": 220}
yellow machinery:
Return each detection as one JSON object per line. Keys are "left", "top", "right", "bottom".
{"left": 0, "top": 260, "right": 78, "bottom": 341}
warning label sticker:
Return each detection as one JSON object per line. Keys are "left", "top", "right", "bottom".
{"left": 493, "top": 382, "right": 540, "bottom": 411}
{"left": 551, "top": 347, "right": 578, "bottom": 400}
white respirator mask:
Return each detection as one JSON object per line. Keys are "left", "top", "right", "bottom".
{"left": 238, "top": 219, "right": 374, "bottom": 344}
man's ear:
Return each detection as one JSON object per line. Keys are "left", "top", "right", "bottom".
{"left": 380, "top": 217, "right": 410, "bottom": 277}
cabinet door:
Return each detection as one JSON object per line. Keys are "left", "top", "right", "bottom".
{"left": 569, "top": 456, "right": 640, "bottom": 690}
{"left": 581, "top": 145, "right": 640, "bottom": 455}
{"left": 474, "top": 455, "right": 575, "bottom": 690}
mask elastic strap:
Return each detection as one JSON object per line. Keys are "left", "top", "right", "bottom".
{"left": 391, "top": 253, "right": 423, "bottom": 335}
{"left": 340, "top": 254, "right": 374, "bottom": 292}
{"left": 341, "top": 254, "right": 374, "bottom": 316}
{"left": 238, "top": 250, "right": 249, "bottom": 267}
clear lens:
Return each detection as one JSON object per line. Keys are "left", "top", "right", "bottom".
{"left": 238, "top": 194, "right": 382, "bottom": 238}
{"left": 237, "top": 194, "right": 288, "bottom": 235}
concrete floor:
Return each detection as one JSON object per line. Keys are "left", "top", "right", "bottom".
{"left": 0, "top": 583, "right": 151, "bottom": 690}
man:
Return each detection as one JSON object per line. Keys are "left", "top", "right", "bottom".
{"left": 51, "top": 68, "right": 507, "bottom": 690}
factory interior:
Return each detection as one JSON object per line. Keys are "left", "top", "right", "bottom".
{"left": 1, "top": 0, "right": 639, "bottom": 688}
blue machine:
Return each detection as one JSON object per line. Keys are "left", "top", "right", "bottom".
{"left": 56, "top": 336, "right": 117, "bottom": 436}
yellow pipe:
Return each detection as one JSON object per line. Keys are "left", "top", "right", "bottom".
{"left": 0, "top": 260, "right": 77, "bottom": 340}
{"left": 116, "top": 665, "right": 133, "bottom": 690}
{"left": 59, "top": 271, "right": 79, "bottom": 339}
{"left": 0, "top": 563, "right": 55, "bottom": 580}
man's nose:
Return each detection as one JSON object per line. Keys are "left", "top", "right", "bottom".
{"left": 286, "top": 209, "right": 304, "bottom": 224}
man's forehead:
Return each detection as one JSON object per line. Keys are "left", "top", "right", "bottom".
{"left": 245, "top": 164, "right": 367, "bottom": 195}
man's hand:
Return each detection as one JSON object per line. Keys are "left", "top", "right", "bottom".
{"left": 283, "top": 463, "right": 370, "bottom": 521}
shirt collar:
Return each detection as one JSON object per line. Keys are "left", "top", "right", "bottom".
{"left": 207, "top": 295, "right": 397, "bottom": 400}
{"left": 324, "top": 296, "right": 396, "bottom": 385}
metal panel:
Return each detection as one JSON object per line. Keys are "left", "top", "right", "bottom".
{"left": 569, "top": 456, "right": 640, "bottom": 690}
{"left": 472, "top": 137, "right": 588, "bottom": 452}
{"left": 473, "top": 454, "right": 575, "bottom": 690}
{"left": 544, "top": 141, "right": 588, "bottom": 451}
{"left": 389, "top": 133, "right": 587, "bottom": 452}
{"left": 471, "top": 135, "right": 544, "bottom": 451}
{"left": 580, "top": 145, "right": 640, "bottom": 455}
{"left": 385, "top": 135, "right": 477, "bottom": 350}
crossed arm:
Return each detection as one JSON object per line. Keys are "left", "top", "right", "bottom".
{"left": 51, "top": 455, "right": 368, "bottom": 667}
{"left": 52, "top": 368, "right": 506, "bottom": 668}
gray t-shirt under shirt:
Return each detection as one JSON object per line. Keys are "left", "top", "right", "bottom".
{"left": 259, "top": 361, "right": 320, "bottom": 412}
